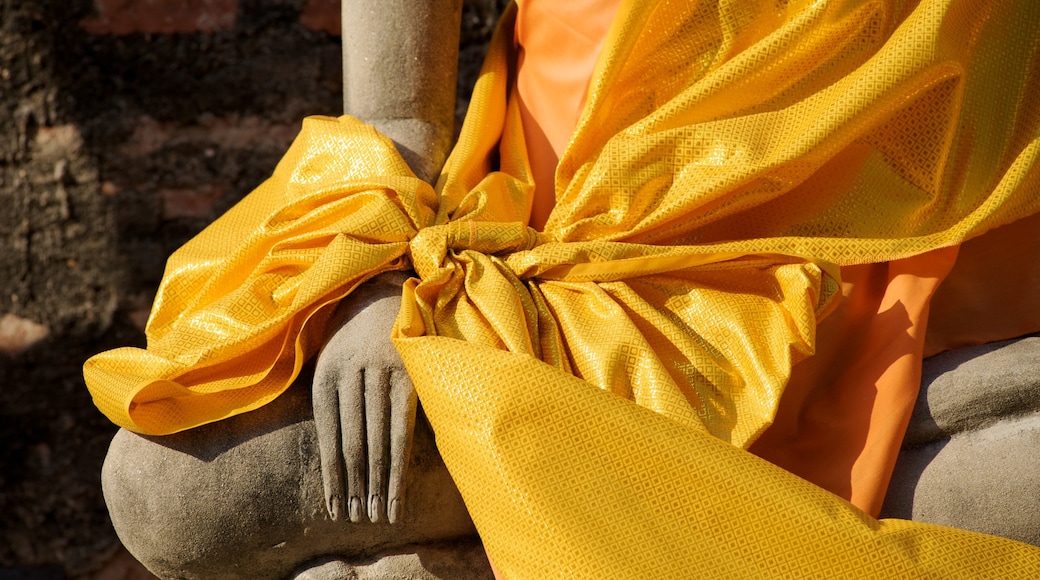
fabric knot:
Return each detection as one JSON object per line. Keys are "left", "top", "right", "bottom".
{"left": 408, "top": 220, "right": 541, "bottom": 280}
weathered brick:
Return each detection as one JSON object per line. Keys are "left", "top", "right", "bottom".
{"left": 101, "top": 181, "right": 123, "bottom": 196}
{"left": 300, "top": 0, "right": 340, "bottom": 35}
{"left": 120, "top": 114, "right": 299, "bottom": 159}
{"left": 81, "top": 0, "right": 238, "bottom": 35}
{"left": 0, "top": 313, "right": 50, "bottom": 356}
{"left": 91, "top": 546, "right": 159, "bottom": 580}
{"left": 33, "top": 124, "right": 83, "bottom": 163}
{"left": 160, "top": 183, "right": 230, "bottom": 219}
{"left": 128, "top": 308, "right": 152, "bottom": 332}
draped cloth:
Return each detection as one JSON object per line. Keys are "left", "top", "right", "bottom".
{"left": 85, "top": 0, "right": 1040, "bottom": 576}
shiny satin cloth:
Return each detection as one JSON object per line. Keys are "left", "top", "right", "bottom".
{"left": 85, "top": 0, "right": 1040, "bottom": 576}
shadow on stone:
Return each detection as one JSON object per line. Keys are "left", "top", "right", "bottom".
{"left": 884, "top": 334, "right": 1040, "bottom": 547}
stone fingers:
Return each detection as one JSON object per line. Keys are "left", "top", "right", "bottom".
{"left": 312, "top": 367, "right": 347, "bottom": 522}
{"left": 341, "top": 367, "right": 368, "bottom": 523}
{"left": 387, "top": 370, "right": 417, "bottom": 524}
{"left": 364, "top": 367, "right": 392, "bottom": 522}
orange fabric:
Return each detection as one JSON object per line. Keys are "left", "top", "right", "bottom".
{"left": 926, "top": 211, "right": 1040, "bottom": 356}
{"left": 750, "top": 246, "right": 959, "bottom": 516}
{"left": 515, "top": 0, "right": 622, "bottom": 230}
{"left": 753, "top": 211, "right": 1040, "bottom": 516}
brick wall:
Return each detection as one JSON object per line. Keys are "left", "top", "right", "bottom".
{"left": 80, "top": 0, "right": 343, "bottom": 36}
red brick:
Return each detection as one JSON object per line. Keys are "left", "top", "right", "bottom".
{"left": 160, "top": 183, "right": 229, "bottom": 219}
{"left": 81, "top": 0, "right": 238, "bottom": 35}
{"left": 300, "top": 0, "right": 340, "bottom": 35}
{"left": 101, "top": 181, "right": 122, "bottom": 196}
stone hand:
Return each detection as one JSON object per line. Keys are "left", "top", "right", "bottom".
{"left": 312, "top": 271, "right": 415, "bottom": 524}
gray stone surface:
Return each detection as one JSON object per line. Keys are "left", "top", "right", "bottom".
{"left": 312, "top": 271, "right": 418, "bottom": 526}
{"left": 904, "top": 334, "right": 1040, "bottom": 445}
{"left": 293, "top": 539, "right": 494, "bottom": 580}
{"left": 882, "top": 334, "right": 1040, "bottom": 546}
{"left": 103, "top": 380, "right": 480, "bottom": 580}
{"left": 341, "top": 0, "right": 461, "bottom": 184}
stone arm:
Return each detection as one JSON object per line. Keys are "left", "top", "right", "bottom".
{"left": 341, "top": 0, "right": 461, "bottom": 184}
{"left": 313, "top": 0, "right": 462, "bottom": 525}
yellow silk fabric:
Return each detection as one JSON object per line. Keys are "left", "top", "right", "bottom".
{"left": 85, "top": 0, "right": 1040, "bottom": 575}
{"left": 402, "top": 336, "right": 1040, "bottom": 577}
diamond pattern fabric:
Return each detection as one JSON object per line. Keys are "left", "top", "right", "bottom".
{"left": 399, "top": 335, "right": 1040, "bottom": 577}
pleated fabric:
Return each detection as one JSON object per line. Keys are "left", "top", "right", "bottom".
{"left": 85, "top": 0, "right": 1040, "bottom": 576}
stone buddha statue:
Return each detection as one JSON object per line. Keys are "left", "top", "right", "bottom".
{"left": 99, "top": 2, "right": 1040, "bottom": 579}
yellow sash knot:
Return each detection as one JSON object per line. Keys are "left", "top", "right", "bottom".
{"left": 407, "top": 221, "right": 542, "bottom": 281}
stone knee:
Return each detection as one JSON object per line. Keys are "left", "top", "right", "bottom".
{"left": 102, "top": 384, "right": 326, "bottom": 580}
{"left": 103, "top": 379, "right": 477, "bottom": 580}
{"left": 884, "top": 335, "right": 1040, "bottom": 546}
